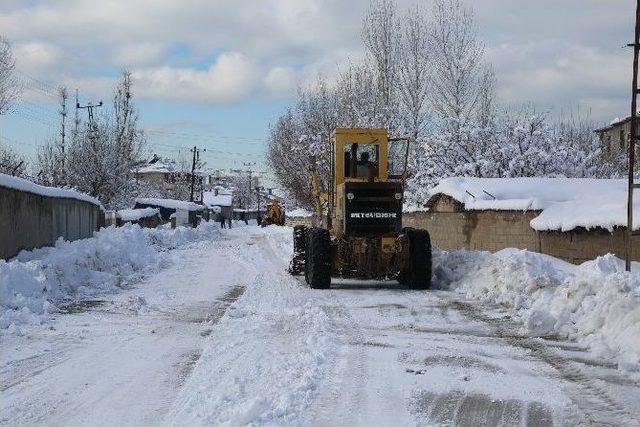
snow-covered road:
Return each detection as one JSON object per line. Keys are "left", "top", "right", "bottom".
{"left": 2, "top": 225, "right": 639, "bottom": 426}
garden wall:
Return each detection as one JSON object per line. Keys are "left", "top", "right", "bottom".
{"left": 403, "top": 195, "right": 639, "bottom": 264}
{"left": 0, "top": 185, "right": 102, "bottom": 260}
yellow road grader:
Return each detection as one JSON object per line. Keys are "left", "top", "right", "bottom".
{"left": 289, "top": 128, "right": 431, "bottom": 289}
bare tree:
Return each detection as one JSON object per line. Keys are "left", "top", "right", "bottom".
{"left": 0, "top": 36, "right": 21, "bottom": 115}
{"left": 476, "top": 65, "right": 497, "bottom": 128}
{"left": 428, "top": 0, "right": 485, "bottom": 135}
{"left": 0, "top": 144, "right": 27, "bottom": 177}
{"left": 362, "top": 0, "right": 401, "bottom": 130}
{"left": 38, "top": 71, "right": 146, "bottom": 208}
{"left": 398, "top": 4, "right": 430, "bottom": 140}
{"left": 336, "top": 60, "right": 383, "bottom": 128}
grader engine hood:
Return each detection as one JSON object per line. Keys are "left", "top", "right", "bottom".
{"left": 343, "top": 182, "right": 403, "bottom": 236}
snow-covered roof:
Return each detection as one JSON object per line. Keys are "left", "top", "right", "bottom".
{"left": 0, "top": 173, "right": 103, "bottom": 208}
{"left": 428, "top": 177, "right": 638, "bottom": 232}
{"left": 202, "top": 190, "right": 233, "bottom": 207}
{"left": 135, "top": 197, "right": 205, "bottom": 211}
{"left": 116, "top": 208, "right": 160, "bottom": 222}
{"left": 286, "top": 208, "right": 313, "bottom": 218}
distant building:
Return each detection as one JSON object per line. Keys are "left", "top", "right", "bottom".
{"left": 133, "top": 155, "right": 187, "bottom": 191}
{"left": 203, "top": 186, "right": 234, "bottom": 219}
{"left": 133, "top": 154, "right": 216, "bottom": 202}
{"left": 595, "top": 116, "right": 640, "bottom": 158}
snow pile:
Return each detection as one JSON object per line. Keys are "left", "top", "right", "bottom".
{"left": 116, "top": 207, "right": 159, "bottom": 222}
{"left": 135, "top": 197, "right": 205, "bottom": 211}
{"left": 167, "top": 227, "right": 336, "bottom": 425}
{"left": 429, "top": 177, "right": 638, "bottom": 232}
{"left": 0, "top": 222, "right": 221, "bottom": 329}
{"left": 0, "top": 172, "right": 102, "bottom": 207}
{"left": 168, "top": 276, "right": 335, "bottom": 426}
{"left": 435, "top": 248, "right": 640, "bottom": 370}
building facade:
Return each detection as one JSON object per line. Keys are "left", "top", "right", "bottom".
{"left": 595, "top": 116, "right": 640, "bottom": 158}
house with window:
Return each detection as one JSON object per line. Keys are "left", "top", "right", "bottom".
{"left": 595, "top": 115, "right": 640, "bottom": 157}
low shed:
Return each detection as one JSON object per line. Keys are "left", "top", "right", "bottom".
{"left": 404, "top": 177, "right": 640, "bottom": 264}
{"left": 203, "top": 188, "right": 233, "bottom": 219}
{"left": 134, "top": 198, "right": 205, "bottom": 225}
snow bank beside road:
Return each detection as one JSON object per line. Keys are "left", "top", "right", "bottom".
{"left": 0, "top": 223, "right": 221, "bottom": 330}
{"left": 434, "top": 248, "right": 640, "bottom": 370}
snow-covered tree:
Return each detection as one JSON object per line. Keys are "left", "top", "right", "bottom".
{"left": 37, "top": 70, "right": 146, "bottom": 209}
{"left": 267, "top": 0, "right": 607, "bottom": 208}
{"left": 0, "top": 36, "right": 20, "bottom": 115}
{"left": 0, "top": 144, "right": 27, "bottom": 177}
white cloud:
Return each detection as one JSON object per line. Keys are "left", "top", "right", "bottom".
{"left": 132, "top": 52, "right": 258, "bottom": 104}
{"left": 112, "top": 43, "right": 166, "bottom": 67}
{"left": 263, "top": 66, "right": 297, "bottom": 98}
{"left": 0, "top": 0, "right": 636, "bottom": 117}
{"left": 13, "top": 42, "right": 61, "bottom": 73}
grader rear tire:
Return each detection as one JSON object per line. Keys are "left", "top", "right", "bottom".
{"left": 400, "top": 228, "right": 432, "bottom": 290}
{"left": 305, "top": 228, "right": 331, "bottom": 289}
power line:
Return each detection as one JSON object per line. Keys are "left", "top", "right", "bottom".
{"left": 14, "top": 68, "right": 59, "bottom": 94}
{"left": 144, "top": 129, "right": 265, "bottom": 145}
{"left": 145, "top": 140, "right": 264, "bottom": 159}
{"left": 8, "top": 109, "right": 57, "bottom": 127}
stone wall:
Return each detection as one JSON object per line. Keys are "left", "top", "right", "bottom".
{"left": 403, "top": 195, "right": 637, "bottom": 264}
{"left": 0, "top": 185, "right": 102, "bottom": 260}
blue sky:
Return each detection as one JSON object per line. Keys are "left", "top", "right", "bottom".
{"left": 0, "top": 0, "right": 637, "bottom": 185}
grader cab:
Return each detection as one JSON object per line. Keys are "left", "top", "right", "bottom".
{"left": 289, "top": 128, "right": 431, "bottom": 289}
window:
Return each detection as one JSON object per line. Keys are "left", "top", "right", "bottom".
{"left": 388, "top": 140, "right": 408, "bottom": 177}
{"left": 344, "top": 143, "right": 379, "bottom": 179}
{"left": 620, "top": 129, "right": 626, "bottom": 151}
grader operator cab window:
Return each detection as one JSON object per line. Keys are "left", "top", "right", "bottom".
{"left": 344, "top": 143, "right": 379, "bottom": 180}
{"left": 388, "top": 138, "right": 408, "bottom": 179}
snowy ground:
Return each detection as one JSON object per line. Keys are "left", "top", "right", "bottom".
{"left": 1, "top": 224, "right": 639, "bottom": 426}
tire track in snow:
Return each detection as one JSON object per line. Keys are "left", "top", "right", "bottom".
{"left": 174, "top": 285, "right": 247, "bottom": 386}
{"left": 447, "top": 298, "right": 636, "bottom": 426}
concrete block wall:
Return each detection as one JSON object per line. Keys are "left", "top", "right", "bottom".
{"left": 404, "top": 199, "right": 638, "bottom": 264}
{"left": 0, "top": 185, "right": 102, "bottom": 260}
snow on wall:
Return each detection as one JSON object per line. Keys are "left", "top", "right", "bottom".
{"left": 135, "top": 197, "right": 205, "bottom": 212}
{"left": 0, "top": 222, "right": 221, "bottom": 330}
{"left": 0, "top": 173, "right": 102, "bottom": 208}
{"left": 434, "top": 248, "right": 640, "bottom": 371}
{"left": 428, "top": 177, "right": 639, "bottom": 232}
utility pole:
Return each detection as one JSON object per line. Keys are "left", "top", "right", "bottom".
{"left": 58, "top": 87, "right": 68, "bottom": 184}
{"left": 243, "top": 162, "right": 256, "bottom": 210}
{"left": 74, "top": 89, "right": 80, "bottom": 137}
{"left": 626, "top": 0, "right": 640, "bottom": 271}
{"left": 190, "top": 146, "right": 206, "bottom": 202}
{"left": 76, "top": 96, "right": 103, "bottom": 131}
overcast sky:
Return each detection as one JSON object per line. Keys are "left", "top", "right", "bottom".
{"left": 0, "top": 0, "right": 636, "bottom": 178}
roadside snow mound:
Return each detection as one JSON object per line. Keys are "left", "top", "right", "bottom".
{"left": 434, "top": 249, "right": 640, "bottom": 370}
{"left": 0, "top": 223, "right": 221, "bottom": 330}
